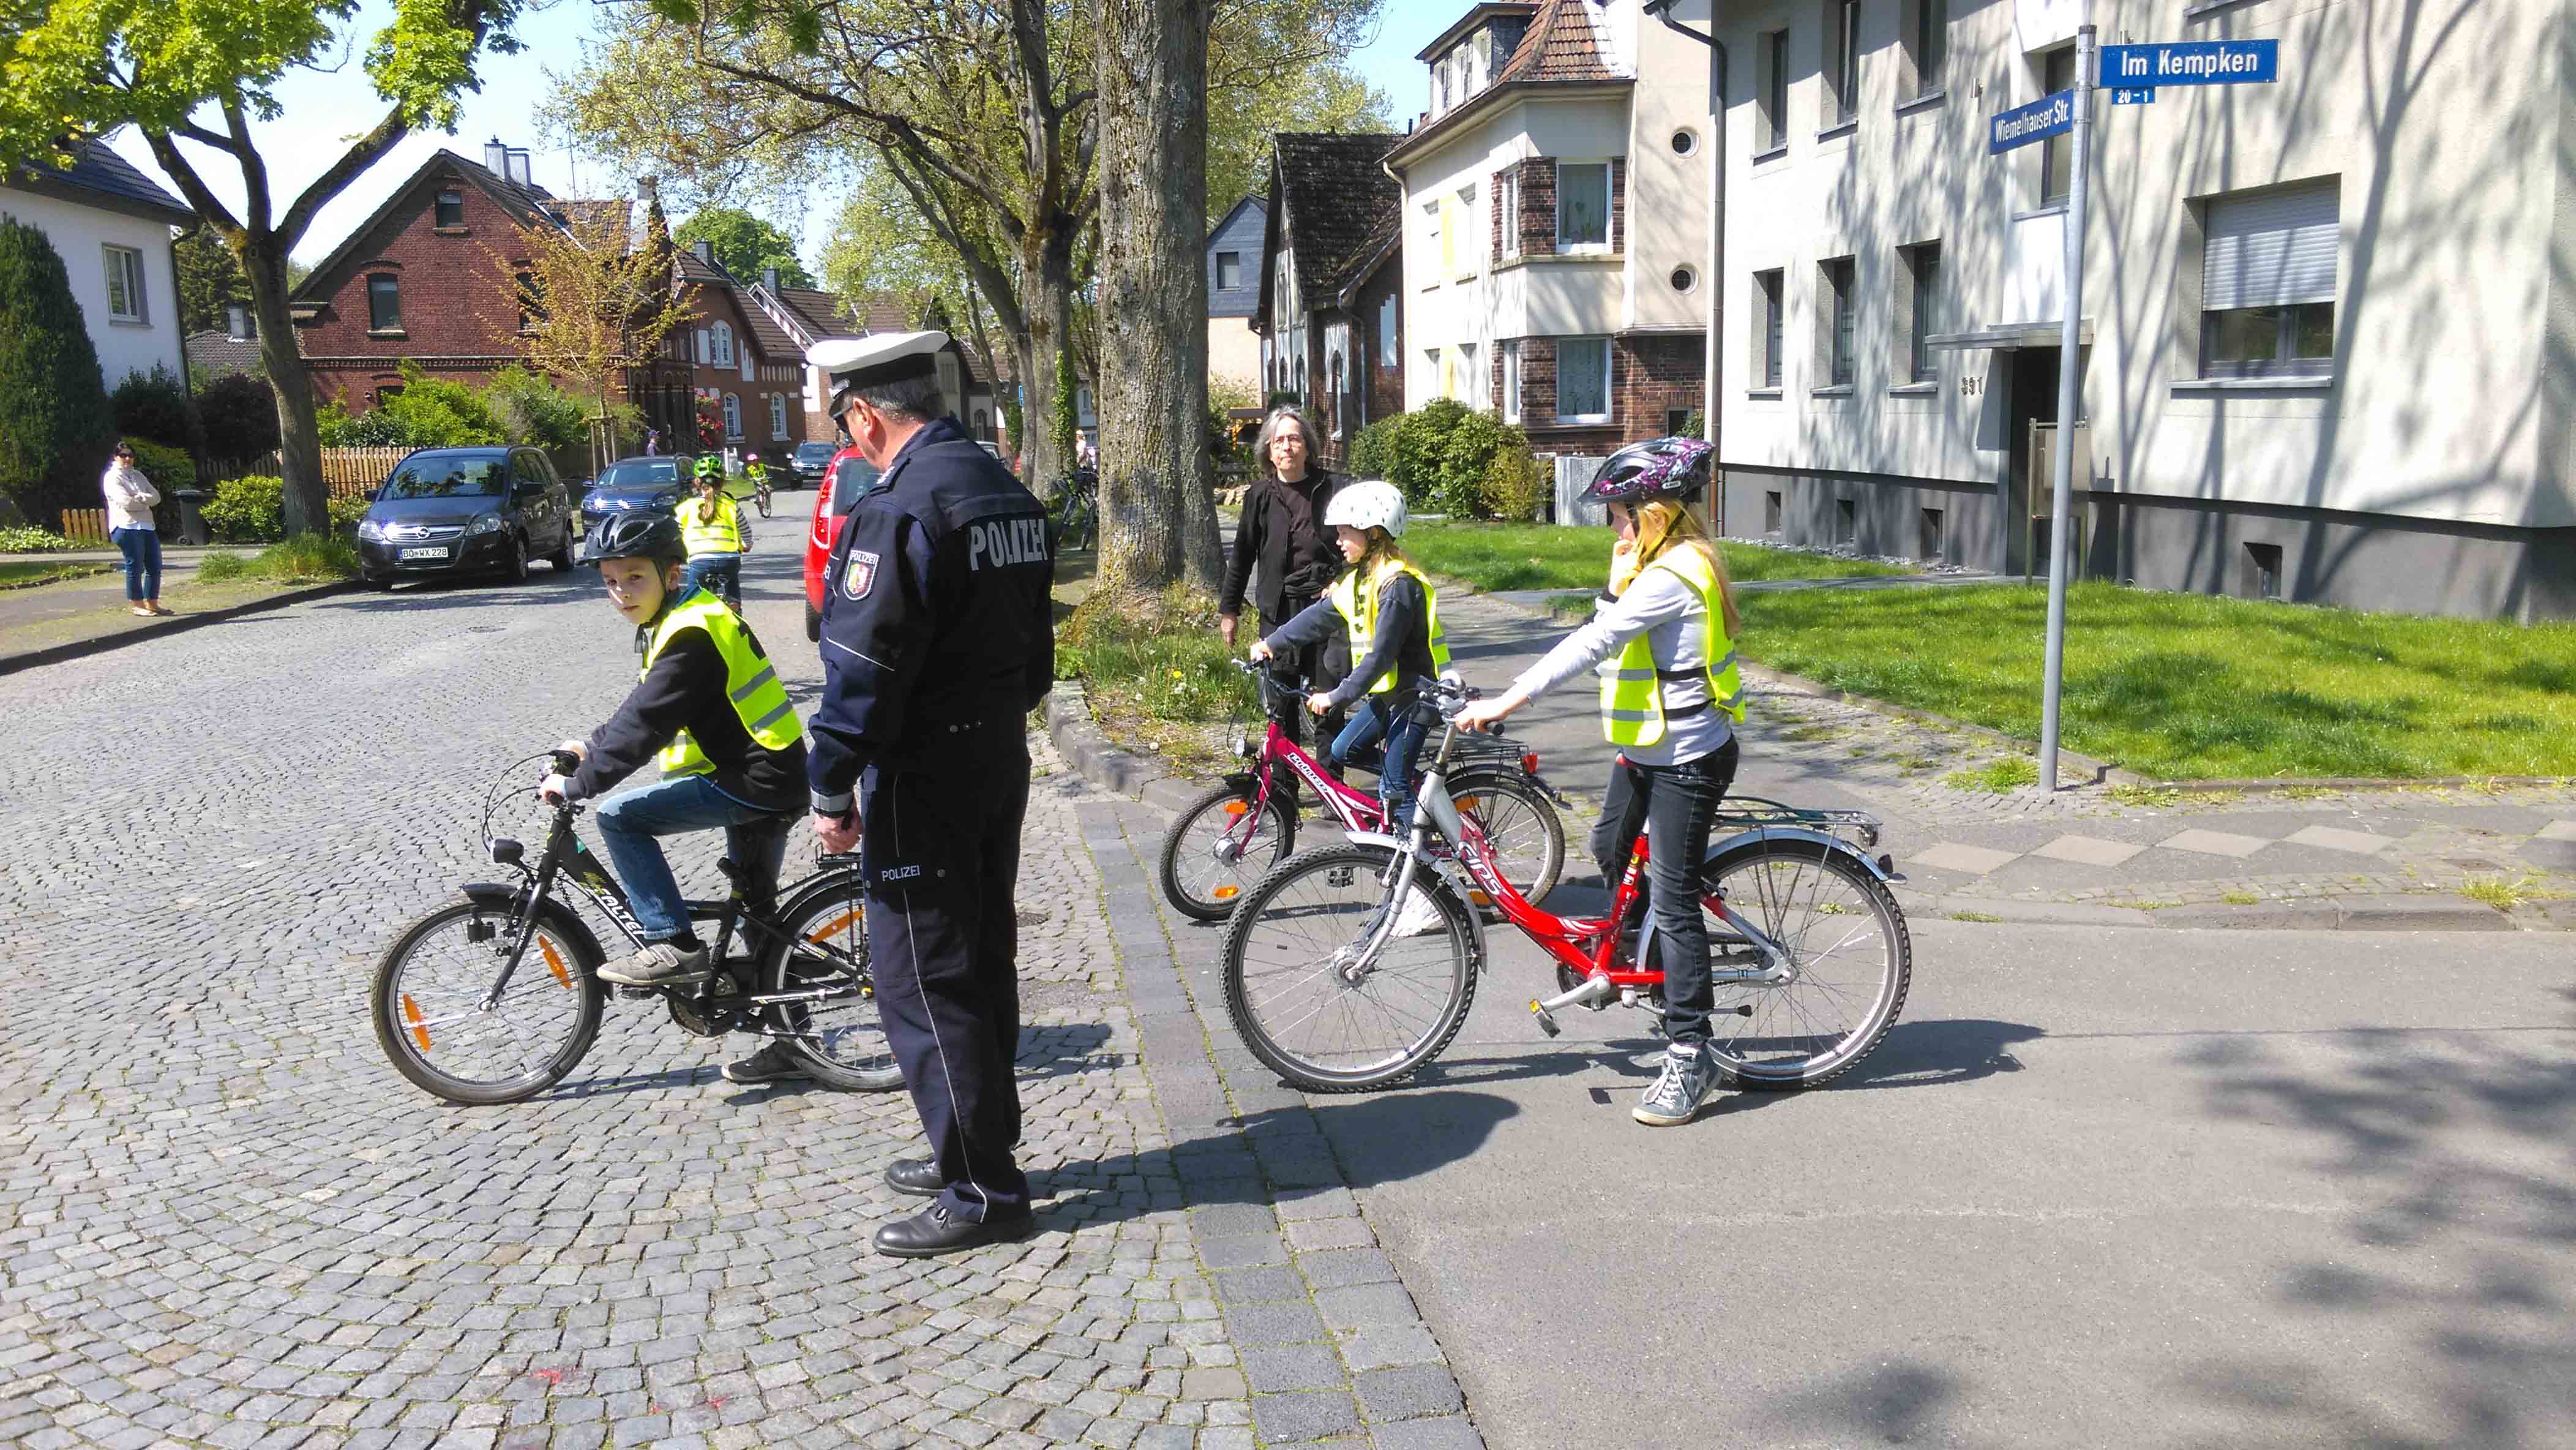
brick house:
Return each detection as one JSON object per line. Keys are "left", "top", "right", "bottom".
{"left": 1249, "top": 133, "right": 1406, "bottom": 468}
{"left": 1382, "top": 0, "right": 1709, "bottom": 458}
{"left": 672, "top": 242, "right": 811, "bottom": 456}
{"left": 744, "top": 281, "right": 1002, "bottom": 449}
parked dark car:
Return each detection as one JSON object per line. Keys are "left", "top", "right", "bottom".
{"left": 577, "top": 454, "right": 699, "bottom": 532}
{"left": 789, "top": 441, "right": 838, "bottom": 486}
{"left": 356, "top": 447, "right": 577, "bottom": 588}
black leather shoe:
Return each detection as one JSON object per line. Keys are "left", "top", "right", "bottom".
{"left": 883, "top": 1157, "right": 943, "bottom": 1198}
{"left": 872, "top": 1203, "right": 1036, "bottom": 1258}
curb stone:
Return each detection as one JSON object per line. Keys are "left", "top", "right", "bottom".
{"left": 1047, "top": 679, "right": 1226, "bottom": 813}
{"left": 1914, "top": 890, "right": 2522, "bottom": 932}
{"left": 0, "top": 578, "right": 359, "bottom": 677}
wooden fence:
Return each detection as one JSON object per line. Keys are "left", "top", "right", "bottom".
{"left": 59, "top": 509, "right": 111, "bottom": 545}
{"left": 213, "top": 446, "right": 592, "bottom": 497}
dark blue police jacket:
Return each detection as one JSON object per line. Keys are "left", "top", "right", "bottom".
{"left": 808, "top": 418, "right": 1054, "bottom": 815}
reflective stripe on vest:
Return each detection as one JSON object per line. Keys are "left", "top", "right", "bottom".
{"left": 1598, "top": 546, "right": 1745, "bottom": 746}
{"left": 1325, "top": 558, "right": 1451, "bottom": 695}
{"left": 642, "top": 589, "right": 803, "bottom": 775}
{"left": 680, "top": 499, "right": 742, "bottom": 556}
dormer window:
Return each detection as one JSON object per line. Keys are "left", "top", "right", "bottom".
{"left": 435, "top": 190, "right": 463, "bottom": 228}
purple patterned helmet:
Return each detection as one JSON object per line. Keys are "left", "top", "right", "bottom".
{"left": 1581, "top": 436, "right": 1714, "bottom": 505}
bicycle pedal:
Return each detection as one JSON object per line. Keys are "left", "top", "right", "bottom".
{"left": 1529, "top": 1003, "right": 1562, "bottom": 1039}
{"left": 613, "top": 984, "right": 656, "bottom": 1001}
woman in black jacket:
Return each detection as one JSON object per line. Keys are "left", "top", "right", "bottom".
{"left": 1218, "top": 405, "right": 1347, "bottom": 757}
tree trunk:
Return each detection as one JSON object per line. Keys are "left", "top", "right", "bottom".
{"left": 1093, "top": 0, "right": 1222, "bottom": 595}
{"left": 243, "top": 239, "right": 324, "bottom": 533}
{"left": 1016, "top": 228, "right": 1078, "bottom": 494}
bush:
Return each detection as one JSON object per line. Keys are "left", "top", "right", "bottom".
{"left": 0, "top": 526, "right": 77, "bottom": 552}
{"left": 122, "top": 437, "right": 196, "bottom": 495}
{"left": 1481, "top": 445, "right": 1548, "bottom": 522}
{"left": 484, "top": 365, "right": 590, "bottom": 452}
{"left": 197, "top": 373, "right": 279, "bottom": 463}
{"left": 376, "top": 366, "right": 506, "bottom": 446}
{"left": 1372, "top": 401, "right": 1527, "bottom": 518}
{"left": 1387, "top": 399, "right": 1470, "bottom": 508}
{"left": 1432, "top": 409, "right": 1525, "bottom": 519}
{"left": 315, "top": 398, "right": 413, "bottom": 447}
{"left": 1347, "top": 415, "right": 1401, "bottom": 481}
{"left": 202, "top": 474, "right": 286, "bottom": 543}
{"left": 327, "top": 491, "right": 369, "bottom": 536}
{"left": 111, "top": 364, "right": 195, "bottom": 449}
{"left": 0, "top": 218, "right": 119, "bottom": 526}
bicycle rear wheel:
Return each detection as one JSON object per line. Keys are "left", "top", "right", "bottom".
{"left": 1450, "top": 770, "right": 1565, "bottom": 905}
{"left": 1220, "top": 844, "right": 1481, "bottom": 1092}
{"left": 373, "top": 901, "right": 605, "bottom": 1105}
{"left": 1160, "top": 781, "right": 1298, "bottom": 921}
{"left": 1697, "top": 841, "right": 1911, "bottom": 1089}
{"left": 764, "top": 871, "right": 903, "bottom": 1091}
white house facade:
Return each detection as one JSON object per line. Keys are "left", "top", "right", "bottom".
{"left": 0, "top": 141, "right": 193, "bottom": 393}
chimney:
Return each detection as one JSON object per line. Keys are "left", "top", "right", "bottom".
{"left": 505, "top": 148, "right": 533, "bottom": 187}
{"left": 637, "top": 175, "right": 660, "bottom": 205}
{"left": 762, "top": 266, "right": 778, "bottom": 292}
{"left": 483, "top": 137, "right": 508, "bottom": 173}
{"left": 694, "top": 239, "right": 713, "bottom": 264}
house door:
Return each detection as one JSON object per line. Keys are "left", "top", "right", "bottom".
{"left": 2001, "top": 347, "right": 2059, "bottom": 578}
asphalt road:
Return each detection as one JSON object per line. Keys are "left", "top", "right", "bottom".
{"left": 1313, "top": 917, "right": 2576, "bottom": 1449}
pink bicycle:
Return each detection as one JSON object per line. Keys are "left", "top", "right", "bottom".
{"left": 1158, "top": 660, "right": 1569, "bottom": 920}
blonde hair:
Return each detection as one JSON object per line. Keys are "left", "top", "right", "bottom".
{"left": 1347, "top": 527, "right": 1417, "bottom": 618}
{"left": 1630, "top": 499, "right": 1742, "bottom": 639}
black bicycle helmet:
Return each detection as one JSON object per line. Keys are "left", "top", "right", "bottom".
{"left": 1581, "top": 435, "right": 1715, "bottom": 505}
{"left": 577, "top": 512, "right": 686, "bottom": 568}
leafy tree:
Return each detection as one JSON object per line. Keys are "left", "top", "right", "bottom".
{"left": 489, "top": 200, "right": 692, "bottom": 470}
{"left": 0, "top": 0, "right": 529, "bottom": 534}
{"left": 174, "top": 224, "right": 252, "bottom": 337}
{"left": 673, "top": 208, "right": 813, "bottom": 288}
{"left": 110, "top": 364, "right": 195, "bottom": 448}
{"left": 0, "top": 219, "right": 118, "bottom": 525}
{"left": 198, "top": 374, "right": 282, "bottom": 463}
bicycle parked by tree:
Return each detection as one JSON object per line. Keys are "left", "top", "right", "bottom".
{"left": 1047, "top": 466, "right": 1098, "bottom": 552}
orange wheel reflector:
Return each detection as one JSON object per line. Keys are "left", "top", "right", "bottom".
{"left": 1457, "top": 798, "right": 1481, "bottom": 813}
{"left": 1222, "top": 800, "right": 1249, "bottom": 816}
{"left": 806, "top": 909, "right": 863, "bottom": 944}
{"left": 540, "top": 938, "right": 572, "bottom": 989}
{"left": 1213, "top": 885, "right": 1241, "bottom": 900}
{"left": 402, "top": 994, "right": 432, "bottom": 1051}
{"left": 1469, "top": 891, "right": 1492, "bottom": 906}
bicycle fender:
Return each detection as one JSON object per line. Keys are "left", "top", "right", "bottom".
{"left": 1702, "top": 827, "right": 1900, "bottom": 884}
{"left": 458, "top": 883, "right": 610, "bottom": 969}
{"left": 1333, "top": 833, "right": 1492, "bottom": 972}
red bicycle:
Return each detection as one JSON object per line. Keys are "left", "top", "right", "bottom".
{"left": 1218, "top": 676, "right": 1912, "bottom": 1092}
{"left": 1158, "top": 660, "right": 1569, "bottom": 920}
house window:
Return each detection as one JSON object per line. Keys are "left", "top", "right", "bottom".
{"left": 2040, "top": 46, "right": 2077, "bottom": 205}
{"left": 225, "top": 304, "right": 255, "bottom": 340}
{"left": 102, "top": 245, "right": 147, "bottom": 323}
{"left": 694, "top": 328, "right": 711, "bottom": 364}
{"left": 722, "top": 393, "right": 743, "bottom": 440}
{"left": 1908, "top": 0, "right": 1949, "bottom": 95}
{"left": 1421, "top": 201, "right": 1443, "bottom": 286}
{"left": 367, "top": 274, "right": 402, "bottom": 331}
{"left": 1903, "top": 242, "right": 1941, "bottom": 383}
{"left": 1666, "top": 407, "right": 1696, "bottom": 436}
{"left": 1761, "top": 30, "right": 1791, "bottom": 150}
{"left": 2200, "top": 179, "right": 2340, "bottom": 378}
{"left": 1837, "top": 497, "right": 1857, "bottom": 544}
{"left": 1557, "top": 336, "right": 1611, "bottom": 423}
{"left": 1501, "top": 340, "right": 1522, "bottom": 424}
{"left": 435, "top": 190, "right": 465, "bottom": 228}
{"left": 1439, "top": 193, "right": 1462, "bottom": 277}
{"left": 1754, "top": 269, "right": 1785, "bottom": 389}
{"left": 1496, "top": 170, "right": 1520, "bottom": 260}
{"left": 769, "top": 393, "right": 788, "bottom": 439}
{"left": 1379, "top": 294, "right": 1399, "bottom": 369}
{"left": 1329, "top": 349, "right": 1346, "bottom": 437}
{"left": 1452, "top": 186, "right": 1477, "bottom": 277}
{"left": 1557, "top": 163, "right": 1610, "bottom": 251}
{"left": 1427, "top": 347, "right": 1445, "bottom": 399}
{"left": 711, "top": 321, "right": 735, "bottom": 367}
{"left": 1216, "top": 251, "right": 1241, "bottom": 291}
{"left": 1764, "top": 490, "right": 1783, "bottom": 532}
{"left": 1457, "top": 342, "right": 1480, "bottom": 406}
{"left": 1920, "top": 506, "right": 1945, "bottom": 560}
{"left": 2244, "top": 542, "right": 2284, "bottom": 600}
{"left": 1827, "top": 0, "right": 1860, "bottom": 126}
{"left": 1819, "top": 257, "right": 1856, "bottom": 387}
{"left": 514, "top": 271, "right": 540, "bottom": 332}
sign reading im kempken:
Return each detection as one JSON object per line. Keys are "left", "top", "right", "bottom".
{"left": 2100, "top": 39, "right": 2278, "bottom": 86}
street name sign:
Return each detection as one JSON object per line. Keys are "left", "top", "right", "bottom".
{"left": 2100, "top": 40, "right": 2278, "bottom": 86}
{"left": 1989, "top": 90, "right": 2074, "bottom": 154}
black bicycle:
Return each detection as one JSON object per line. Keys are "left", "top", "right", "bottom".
{"left": 1049, "top": 467, "right": 1098, "bottom": 552}
{"left": 372, "top": 751, "right": 900, "bottom": 1105}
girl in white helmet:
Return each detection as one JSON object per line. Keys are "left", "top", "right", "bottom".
{"left": 1247, "top": 479, "right": 1451, "bottom": 833}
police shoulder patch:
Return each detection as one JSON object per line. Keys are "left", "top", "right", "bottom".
{"left": 842, "top": 549, "right": 882, "bottom": 601}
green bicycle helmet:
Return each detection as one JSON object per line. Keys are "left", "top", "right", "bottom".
{"left": 693, "top": 455, "right": 724, "bottom": 481}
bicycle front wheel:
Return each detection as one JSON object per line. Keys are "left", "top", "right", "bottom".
{"left": 372, "top": 901, "right": 605, "bottom": 1105}
{"left": 764, "top": 872, "right": 903, "bottom": 1091}
{"left": 1450, "top": 770, "right": 1565, "bottom": 905}
{"left": 1699, "top": 841, "right": 1911, "bottom": 1089}
{"left": 1160, "top": 781, "right": 1298, "bottom": 921}
{"left": 1220, "top": 845, "right": 1481, "bottom": 1092}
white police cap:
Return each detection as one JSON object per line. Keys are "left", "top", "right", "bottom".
{"left": 811, "top": 330, "right": 951, "bottom": 413}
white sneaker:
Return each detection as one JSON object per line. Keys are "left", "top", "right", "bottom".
{"left": 597, "top": 940, "right": 711, "bottom": 988}
{"left": 1391, "top": 892, "right": 1446, "bottom": 937}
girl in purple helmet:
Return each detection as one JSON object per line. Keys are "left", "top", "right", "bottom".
{"left": 1457, "top": 435, "right": 1746, "bottom": 1126}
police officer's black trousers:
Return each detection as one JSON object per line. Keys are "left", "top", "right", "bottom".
{"left": 861, "top": 731, "right": 1032, "bottom": 1222}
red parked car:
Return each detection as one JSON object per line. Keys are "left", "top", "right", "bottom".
{"left": 803, "top": 446, "right": 883, "bottom": 640}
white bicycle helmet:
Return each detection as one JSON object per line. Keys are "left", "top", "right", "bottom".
{"left": 1322, "top": 479, "right": 1409, "bottom": 538}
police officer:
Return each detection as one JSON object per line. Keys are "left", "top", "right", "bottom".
{"left": 804, "top": 331, "right": 1055, "bottom": 1258}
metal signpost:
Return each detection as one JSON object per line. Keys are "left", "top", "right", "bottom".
{"left": 1985, "top": 26, "right": 2280, "bottom": 789}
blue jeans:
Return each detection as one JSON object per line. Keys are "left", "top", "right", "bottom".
{"left": 593, "top": 774, "right": 790, "bottom": 942}
{"left": 686, "top": 554, "right": 741, "bottom": 608}
{"left": 113, "top": 527, "right": 161, "bottom": 602}
{"left": 1331, "top": 695, "right": 1428, "bottom": 830}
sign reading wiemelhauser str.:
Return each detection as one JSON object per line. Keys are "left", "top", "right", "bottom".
{"left": 2101, "top": 39, "right": 2279, "bottom": 86}
{"left": 1988, "top": 89, "right": 2074, "bottom": 154}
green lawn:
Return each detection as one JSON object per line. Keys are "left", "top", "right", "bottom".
{"left": 1404, "top": 520, "right": 1911, "bottom": 593}
{"left": 0, "top": 561, "right": 111, "bottom": 590}
{"left": 1736, "top": 581, "right": 2576, "bottom": 780}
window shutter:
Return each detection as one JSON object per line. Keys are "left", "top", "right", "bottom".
{"left": 2204, "top": 181, "right": 2338, "bottom": 310}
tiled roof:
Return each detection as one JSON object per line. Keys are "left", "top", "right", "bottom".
{"left": 554, "top": 198, "right": 631, "bottom": 239}
{"left": 777, "top": 287, "right": 860, "bottom": 336}
{"left": 1272, "top": 133, "right": 1403, "bottom": 299}
{"left": 184, "top": 331, "right": 266, "bottom": 378}
{"left": 12, "top": 140, "right": 193, "bottom": 223}
{"left": 292, "top": 149, "right": 571, "bottom": 306}
{"left": 1387, "top": 0, "right": 1626, "bottom": 167}
{"left": 676, "top": 248, "right": 801, "bottom": 360}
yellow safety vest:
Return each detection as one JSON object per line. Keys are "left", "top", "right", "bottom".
{"left": 1600, "top": 545, "right": 1745, "bottom": 746}
{"left": 642, "top": 590, "right": 803, "bottom": 776}
{"left": 680, "top": 498, "right": 743, "bottom": 557}
{"left": 1325, "top": 558, "right": 1451, "bottom": 695}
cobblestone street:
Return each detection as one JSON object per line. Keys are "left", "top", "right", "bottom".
{"left": 0, "top": 552, "right": 1461, "bottom": 1450}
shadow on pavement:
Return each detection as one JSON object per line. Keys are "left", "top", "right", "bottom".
{"left": 1411, "top": 1018, "right": 2046, "bottom": 1096}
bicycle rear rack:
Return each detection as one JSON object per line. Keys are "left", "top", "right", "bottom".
{"left": 1712, "top": 795, "right": 1883, "bottom": 850}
